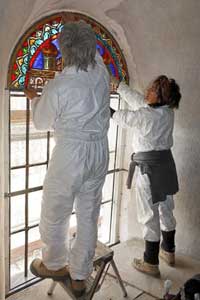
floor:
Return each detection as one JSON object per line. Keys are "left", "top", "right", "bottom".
{"left": 8, "top": 238, "right": 200, "bottom": 300}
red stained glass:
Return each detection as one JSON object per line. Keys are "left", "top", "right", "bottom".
{"left": 13, "top": 63, "right": 18, "bottom": 70}
{"left": 11, "top": 74, "right": 17, "bottom": 81}
{"left": 23, "top": 41, "right": 28, "bottom": 48}
{"left": 17, "top": 49, "right": 23, "bottom": 57}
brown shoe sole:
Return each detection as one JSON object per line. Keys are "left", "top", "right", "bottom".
{"left": 30, "top": 262, "right": 69, "bottom": 281}
{"left": 160, "top": 249, "right": 175, "bottom": 267}
{"left": 69, "top": 276, "right": 86, "bottom": 297}
{"left": 132, "top": 261, "right": 160, "bottom": 278}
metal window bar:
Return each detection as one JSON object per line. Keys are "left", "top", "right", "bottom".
{"left": 7, "top": 91, "right": 122, "bottom": 294}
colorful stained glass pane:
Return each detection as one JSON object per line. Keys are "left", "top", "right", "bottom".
{"left": 8, "top": 12, "right": 129, "bottom": 90}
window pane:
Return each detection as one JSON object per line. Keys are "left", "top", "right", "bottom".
{"left": 11, "top": 168, "right": 26, "bottom": 192}
{"left": 10, "top": 232, "right": 25, "bottom": 288}
{"left": 28, "top": 227, "right": 42, "bottom": 279}
{"left": 10, "top": 96, "right": 27, "bottom": 167}
{"left": 29, "top": 165, "right": 46, "bottom": 188}
{"left": 102, "top": 174, "right": 113, "bottom": 202}
{"left": 50, "top": 135, "right": 56, "bottom": 158}
{"left": 110, "top": 95, "right": 120, "bottom": 110}
{"left": 11, "top": 195, "right": 25, "bottom": 232}
{"left": 108, "top": 152, "right": 115, "bottom": 171}
{"left": 10, "top": 140, "right": 26, "bottom": 167}
{"left": 108, "top": 119, "right": 117, "bottom": 151}
{"left": 29, "top": 137, "right": 48, "bottom": 164}
{"left": 98, "top": 202, "right": 112, "bottom": 244}
{"left": 10, "top": 95, "right": 26, "bottom": 111}
{"left": 28, "top": 191, "right": 42, "bottom": 226}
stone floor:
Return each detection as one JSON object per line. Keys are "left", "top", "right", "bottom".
{"left": 8, "top": 238, "right": 200, "bottom": 300}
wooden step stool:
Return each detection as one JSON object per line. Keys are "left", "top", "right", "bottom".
{"left": 47, "top": 241, "right": 127, "bottom": 299}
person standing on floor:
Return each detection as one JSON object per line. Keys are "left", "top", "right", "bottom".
{"left": 110, "top": 75, "right": 181, "bottom": 277}
{"left": 24, "top": 21, "right": 110, "bottom": 297}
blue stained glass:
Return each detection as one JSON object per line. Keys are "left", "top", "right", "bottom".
{"left": 108, "top": 63, "right": 116, "bottom": 76}
{"left": 35, "top": 39, "right": 43, "bottom": 47}
{"left": 43, "top": 32, "right": 50, "bottom": 41}
{"left": 96, "top": 44, "right": 105, "bottom": 56}
{"left": 30, "top": 45, "right": 37, "bottom": 56}
{"left": 21, "top": 64, "right": 28, "bottom": 75}
{"left": 32, "top": 52, "right": 44, "bottom": 69}
{"left": 51, "top": 39, "right": 62, "bottom": 59}
{"left": 19, "top": 76, "right": 25, "bottom": 85}
{"left": 23, "top": 55, "right": 29, "bottom": 64}
{"left": 51, "top": 28, "right": 58, "bottom": 35}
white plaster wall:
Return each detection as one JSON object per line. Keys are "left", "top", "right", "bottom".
{"left": 0, "top": 0, "right": 200, "bottom": 260}
{"left": 107, "top": 0, "right": 200, "bottom": 260}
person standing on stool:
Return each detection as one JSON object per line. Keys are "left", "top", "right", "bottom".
{"left": 24, "top": 22, "right": 110, "bottom": 297}
{"left": 110, "top": 75, "right": 181, "bottom": 277}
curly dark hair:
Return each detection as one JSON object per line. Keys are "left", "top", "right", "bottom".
{"left": 152, "top": 75, "right": 181, "bottom": 109}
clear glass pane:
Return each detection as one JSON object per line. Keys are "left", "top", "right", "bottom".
{"left": 28, "top": 227, "right": 42, "bottom": 279}
{"left": 108, "top": 119, "right": 117, "bottom": 151}
{"left": 10, "top": 96, "right": 27, "bottom": 167}
{"left": 11, "top": 195, "right": 25, "bottom": 232}
{"left": 29, "top": 165, "right": 46, "bottom": 188}
{"left": 29, "top": 137, "right": 48, "bottom": 164}
{"left": 28, "top": 191, "right": 42, "bottom": 226}
{"left": 110, "top": 95, "right": 120, "bottom": 110}
{"left": 98, "top": 202, "right": 112, "bottom": 244}
{"left": 10, "top": 232, "right": 25, "bottom": 288}
{"left": 108, "top": 152, "right": 115, "bottom": 171}
{"left": 10, "top": 95, "right": 26, "bottom": 111}
{"left": 102, "top": 173, "right": 114, "bottom": 202}
{"left": 10, "top": 140, "right": 26, "bottom": 167}
{"left": 50, "top": 135, "right": 56, "bottom": 158}
{"left": 11, "top": 168, "right": 26, "bottom": 192}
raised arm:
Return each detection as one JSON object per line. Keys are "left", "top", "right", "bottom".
{"left": 118, "top": 82, "right": 146, "bottom": 110}
{"left": 30, "top": 81, "right": 59, "bottom": 130}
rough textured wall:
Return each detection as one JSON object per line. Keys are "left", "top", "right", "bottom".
{"left": 107, "top": 0, "right": 200, "bottom": 260}
{"left": 0, "top": 0, "right": 200, "bottom": 259}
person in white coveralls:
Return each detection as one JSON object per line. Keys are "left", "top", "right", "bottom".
{"left": 110, "top": 75, "right": 181, "bottom": 277}
{"left": 24, "top": 21, "right": 110, "bottom": 297}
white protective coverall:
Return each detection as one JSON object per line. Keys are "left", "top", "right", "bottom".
{"left": 113, "top": 82, "right": 176, "bottom": 242}
{"left": 31, "top": 53, "right": 110, "bottom": 280}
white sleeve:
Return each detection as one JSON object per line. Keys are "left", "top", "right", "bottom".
{"left": 31, "top": 82, "right": 59, "bottom": 130}
{"left": 112, "top": 109, "right": 142, "bottom": 129}
{"left": 118, "top": 82, "right": 145, "bottom": 110}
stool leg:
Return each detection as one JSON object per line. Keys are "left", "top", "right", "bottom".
{"left": 47, "top": 280, "right": 57, "bottom": 296}
{"left": 111, "top": 260, "right": 127, "bottom": 297}
{"left": 88, "top": 261, "right": 106, "bottom": 300}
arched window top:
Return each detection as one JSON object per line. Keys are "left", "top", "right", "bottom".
{"left": 7, "top": 12, "right": 129, "bottom": 90}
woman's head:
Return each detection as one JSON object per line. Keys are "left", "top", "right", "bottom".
{"left": 145, "top": 75, "right": 181, "bottom": 109}
{"left": 59, "top": 21, "right": 96, "bottom": 71}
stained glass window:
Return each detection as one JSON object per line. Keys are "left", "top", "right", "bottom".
{"left": 7, "top": 12, "right": 129, "bottom": 90}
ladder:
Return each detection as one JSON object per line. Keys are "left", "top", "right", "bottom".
{"left": 47, "top": 241, "right": 127, "bottom": 299}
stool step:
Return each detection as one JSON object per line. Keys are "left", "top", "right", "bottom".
{"left": 58, "top": 275, "right": 100, "bottom": 299}
{"left": 93, "top": 241, "right": 113, "bottom": 266}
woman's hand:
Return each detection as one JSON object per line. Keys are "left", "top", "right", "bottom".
{"left": 110, "top": 76, "right": 120, "bottom": 93}
{"left": 24, "top": 88, "right": 38, "bottom": 100}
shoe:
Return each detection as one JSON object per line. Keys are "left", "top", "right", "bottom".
{"left": 70, "top": 277, "right": 86, "bottom": 297}
{"left": 160, "top": 248, "right": 175, "bottom": 266}
{"left": 132, "top": 258, "right": 160, "bottom": 277}
{"left": 30, "top": 258, "right": 69, "bottom": 280}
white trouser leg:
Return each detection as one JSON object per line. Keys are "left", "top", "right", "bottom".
{"left": 136, "top": 169, "right": 176, "bottom": 241}
{"left": 39, "top": 190, "right": 74, "bottom": 270}
{"left": 39, "top": 141, "right": 81, "bottom": 271}
{"left": 69, "top": 178, "right": 105, "bottom": 280}
{"left": 159, "top": 195, "right": 176, "bottom": 232}
{"left": 143, "top": 203, "right": 161, "bottom": 241}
